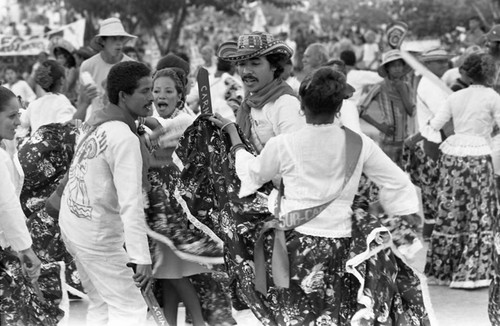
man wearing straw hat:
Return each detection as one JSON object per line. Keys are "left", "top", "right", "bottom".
{"left": 216, "top": 31, "right": 304, "bottom": 154}
{"left": 80, "top": 18, "right": 137, "bottom": 118}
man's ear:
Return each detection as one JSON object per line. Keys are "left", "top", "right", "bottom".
{"left": 118, "top": 90, "right": 127, "bottom": 104}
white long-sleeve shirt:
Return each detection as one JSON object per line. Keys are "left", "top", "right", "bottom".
{"left": 21, "top": 93, "right": 76, "bottom": 135}
{"left": 236, "top": 123, "right": 418, "bottom": 238}
{"left": 249, "top": 94, "right": 305, "bottom": 151}
{"left": 416, "top": 76, "right": 449, "bottom": 134}
{"left": 422, "top": 85, "right": 500, "bottom": 157}
{"left": 59, "top": 120, "right": 151, "bottom": 264}
{"left": 0, "top": 144, "right": 31, "bottom": 251}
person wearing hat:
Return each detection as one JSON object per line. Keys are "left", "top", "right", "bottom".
{"left": 207, "top": 67, "right": 428, "bottom": 325}
{"left": 216, "top": 31, "right": 304, "bottom": 154}
{"left": 359, "top": 49, "right": 415, "bottom": 166}
{"left": 50, "top": 38, "right": 78, "bottom": 104}
{"left": 80, "top": 17, "right": 137, "bottom": 118}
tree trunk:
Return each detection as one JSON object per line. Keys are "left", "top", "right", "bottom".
{"left": 166, "top": 3, "right": 188, "bottom": 54}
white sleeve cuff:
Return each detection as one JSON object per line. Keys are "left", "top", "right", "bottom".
{"left": 235, "top": 150, "right": 263, "bottom": 198}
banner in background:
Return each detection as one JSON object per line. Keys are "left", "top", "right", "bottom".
{"left": 0, "top": 19, "right": 85, "bottom": 56}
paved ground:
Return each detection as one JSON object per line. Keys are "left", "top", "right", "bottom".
{"left": 65, "top": 240, "right": 490, "bottom": 326}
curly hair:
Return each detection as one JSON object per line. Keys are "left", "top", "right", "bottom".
{"left": 35, "top": 60, "right": 65, "bottom": 92}
{"left": 107, "top": 61, "right": 151, "bottom": 105}
{"left": 153, "top": 68, "right": 186, "bottom": 102}
{"left": 299, "top": 67, "right": 349, "bottom": 115}
{"left": 0, "top": 86, "right": 17, "bottom": 112}
{"left": 461, "top": 53, "right": 496, "bottom": 86}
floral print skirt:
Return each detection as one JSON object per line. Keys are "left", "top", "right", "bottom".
{"left": 425, "top": 153, "right": 496, "bottom": 288}
{"left": 0, "top": 247, "right": 64, "bottom": 325}
{"left": 402, "top": 141, "right": 439, "bottom": 235}
{"left": 227, "top": 205, "right": 431, "bottom": 326}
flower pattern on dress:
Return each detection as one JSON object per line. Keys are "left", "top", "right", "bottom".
{"left": 18, "top": 123, "right": 84, "bottom": 297}
{"left": 425, "top": 154, "right": 495, "bottom": 288}
{"left": 176, "top": 117, "right": 431, "bottom": 326}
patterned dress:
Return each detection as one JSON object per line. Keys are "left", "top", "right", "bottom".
{"left": 176, "top": 117, "right": 432, "bottom": 326}
{"left": 422, "top": 86, "right": 499, "bottom": 291}
{"left": 18, "top": 123, "right": 85, "bottom": 297}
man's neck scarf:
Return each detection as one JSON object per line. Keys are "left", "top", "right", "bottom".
{"left": 237, "top": 78, "right": 297, "bottom": 138}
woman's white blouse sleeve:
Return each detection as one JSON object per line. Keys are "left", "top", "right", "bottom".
{"left": 0, "top": 155, "right": 32, "bottom": 251}
{"left": 235, "top": 137, "right": 281, "bottom": 197}
{"left": 361, "top": 136, "right": 419, "bottom": 215}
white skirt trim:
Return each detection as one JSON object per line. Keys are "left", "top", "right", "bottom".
{"left": 440, "top": 134, "right": 491, "bottom": 157}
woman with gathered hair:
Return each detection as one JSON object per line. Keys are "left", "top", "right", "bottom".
{"left": 207, "top": 67, "right": 429, "bottom": 325}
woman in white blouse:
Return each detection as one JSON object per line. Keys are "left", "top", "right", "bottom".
{"left": 209, "top": 68, "right": 424, "bottom": 325}
{"left": 20, "top": 60, "right": 76, "bottom": 136}
{"left": 0, "top": 86, "right": 44, "bottom": 323}
{"left": 420, "top": 53, "right": 500, "bottom": 294}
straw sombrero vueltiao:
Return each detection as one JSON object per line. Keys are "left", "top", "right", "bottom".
{"left": 217, "top": 31, "right": 293, "bottom": 62}
{"left": 90, "top": 18, "right": 137, "bottom": 51}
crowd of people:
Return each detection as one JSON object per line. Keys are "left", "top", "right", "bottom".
{"left": 1, "top": 12, "right": 500, "bottom": 326}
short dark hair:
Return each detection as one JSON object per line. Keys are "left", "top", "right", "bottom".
{"left": 340, "top": 50, "right": 356, "bottom": 66}
{"left": 0, "top": 86, "right": 17, "bottom": 112}
{"left": 216, "top": 58, "right": 233, "bottom": 73}
{"left": 265, "top": 52, "right": 289, "bottom": 79}
{"left": 107, "top": 61, "right": 151, "bottom": 105}
{"left": 5, "top": 65, "right": 18, "bottom": 74}
{"left": 299, "top": 67, "right": 348, "bottom": 116}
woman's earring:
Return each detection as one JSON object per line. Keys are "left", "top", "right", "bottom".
{"left": 176, "top": 99, "right": 185, "bottom": 109}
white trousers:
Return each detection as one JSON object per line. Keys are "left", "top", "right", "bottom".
{"left": 62, "top": 232, "right": 147, "bottom": 326}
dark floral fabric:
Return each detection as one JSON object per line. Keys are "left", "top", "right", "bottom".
{"left": 0, "top": 247, "right": 64, "bottom": 325}
{"left": 401, "top": 141, "right": 439, "bottom": 229}
{"left": 146, "top": 164, "right": 224, "bottom": 263}
{"left": 190, "top": 272, "right": 237, "bottom": 325}
{"left": 176, "top": 117, "right": 431, "bottom": 326}
{"left": 18, "top": 123, "right": 84, "bottom": 296}
{"left": 425, "top": 154, "right": 495, "bottom": 288}
{"left": 145, "top": 148, "right": 234, "bottom": 325}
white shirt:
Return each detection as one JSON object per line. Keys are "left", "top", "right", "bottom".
{"left": 21, "top": 93, "right": 76, "bottom": 135}
{"left": 80, "top": 53, "right": 135, "bottom": 94}
{"left": 416, "top": 76, "right": 449, "bottom": 133}
{"left": 249, "top": 94, "right": 305, "bottom": 150}
{"left": 346, "top": 69, "right": 383, "bottom": 106}
{"left": 0, "top": 144, "right": 31, "bottom": 251}
{"left": 236, "top": 124, "right": 418, "bottom": 238}
{"left": 3, "top": 80, "right": 36, "bottom": 104}
{"left": 59, "top": 121, "right": 151, "bottom": 264}
{"left": 442, "top": 67, "right": 460, "bottom": 87}
{"left": 339, "top": 100, "right": 361, "bottom": 133}
{"left": 424, "top": 85, "right": 500, "bottom": 156}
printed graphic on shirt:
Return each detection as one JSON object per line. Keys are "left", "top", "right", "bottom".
{"left": 66, "top": 128, "right": 108, "bottom": 219}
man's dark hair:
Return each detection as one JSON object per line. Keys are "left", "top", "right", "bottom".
{"left": 107, "top": 61, "right": 151, "bottom": 105}
{"left": 266, "top": 53, "right": 289, "bottom": 79}
{"left": 217, "top": 58, "right": 233, "bottom": 73}
{"left": 340, "top": 50, "right": 356, "bottom": 67}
